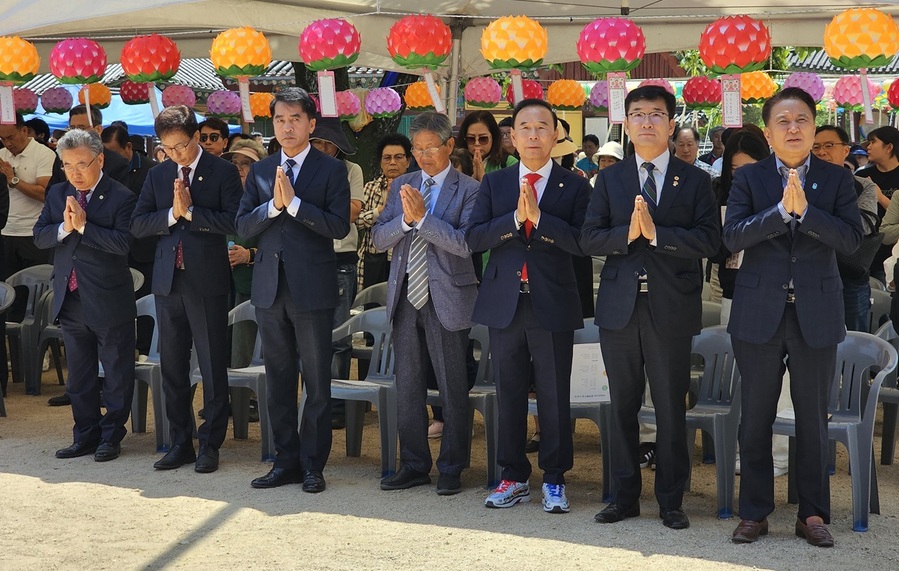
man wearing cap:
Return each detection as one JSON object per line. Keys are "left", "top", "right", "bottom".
{"left": 850, "top": 144, "right": 869, "bottom": 170}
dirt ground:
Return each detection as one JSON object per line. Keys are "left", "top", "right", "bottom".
{"left": 2, "top": 370, "right": 899, "bottom": 571}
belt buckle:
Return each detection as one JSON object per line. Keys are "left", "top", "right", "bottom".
{"left": 638, "top": 281, "right": 649, "bottom": 293}
{"left": 786, "top": 291, "right": 796, "bottom": 303}
{"left": 519, "top": 281, "right": 530, "bottom": 294}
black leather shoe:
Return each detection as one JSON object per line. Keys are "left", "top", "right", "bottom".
{"left": 594, "top": 503, "right": 640, "bottom": 523}
{"left": 153, "top": 444, "right": 196, "bottom": 470}
{"left": 56, "top": 440, "right": 99, "bottom": 459}
{"left": 331, "top": 415, "right": 347, "bottom": 430}
{"left": 251, "top": 467, "right": 304, "bottom": 489}
{"left": 195, "top": 443, "right": 219, "bottom": 473}
{"left": 436, "top": 473, "right": 462, "bottom": 496}
{"left": 380, "top": 465, "right": 432, "bottom": 491}
{"left": 94, "top": 440, "right": 120, "bottom": 462}
{"left": 302, "top": 470, "right": 326, "bottom": 493}
{"left": 660, "top": 508, "right": 690, "bottom": 529}
{"left": 48, "top": 393, "right": 71, "bottom": 407}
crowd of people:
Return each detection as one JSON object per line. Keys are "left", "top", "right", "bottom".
{"left": 2, "top": 81, "right": 893, "bottom": 548}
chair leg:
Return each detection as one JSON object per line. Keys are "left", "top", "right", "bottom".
{"left": 230, "top": 386, "right": 250, "bottom": 440}
{"left": 256, "top": 380, "right": 274, "bottom": 462}
{"left": 701, "top": 430, "right": 716, "bottom": 464}
{"left": 787, "top": 436, "right": 798, "bottom": 505}
{"left": 846, "top": 438, "right": 870, "bottom": 532}
{"left": 869, "top": 447, "right": 880, "bottom": 516}
{"left": 880, "top": 402, "right": 898, "bottom": 465}
{"left": 344, "top": 400, "right": 365, "bottom": 457}
{"left": 713, "top": 419, "right": 737, "bottom": 519}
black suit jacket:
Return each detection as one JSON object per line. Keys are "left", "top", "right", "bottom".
{"left": 49, "top": 147, "right": 131, "bottom": 188}
{"left": 33, "top": 175, "right": 136, "bottom": 328}
{"left": 120, "top": 153, "right": 157, "bottom": 265}
{"left": 580, "top": 154, "right": 720, "bottom": 337}
{"left": 130, "top": 150, "right": 242, "bottom": 297}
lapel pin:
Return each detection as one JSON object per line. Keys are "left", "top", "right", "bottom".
{"left": 99, "top": 195, "right": 104, "bottom": 200}
{"left": 559, "top": 182, "right": 564, "bottom": 188}
{"left": 198, "top": 176, "right": 204, "bottom": 182}
{"left": 812, "top": 182, "right": 818, "bottom": 190}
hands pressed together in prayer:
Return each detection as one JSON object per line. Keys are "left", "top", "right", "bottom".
{"left": 628, "top": 196, "right": 656, "bottom": 242}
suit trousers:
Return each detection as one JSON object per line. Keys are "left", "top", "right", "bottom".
{"left": 256, "top": 267, "right": 333, "bottom": 471}
{"left": 732, "top": 304, "right": 835, "bottom": 523}
{"left": 491, "top": 294, "right": 574, "bottom": 485}
{"left": 156, "top": 270, "right": 230, "bottom": 449}
{"left": 393, "top": 279, "right": 470, "bottom": 476}
{"left": 600, "top": 294, "right": 692, "bottom": 510}
{"left": 59, "top": 289, "right": 135, "bottom": 444}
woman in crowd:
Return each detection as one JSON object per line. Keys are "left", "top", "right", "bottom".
{"left": 457, "top": 110, "right": 517, "bottom": 182}
{"left": 860, "top": 126, "right": 899, "bottom": 284}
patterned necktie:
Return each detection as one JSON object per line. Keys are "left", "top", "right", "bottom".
{"left": 175, "top": 166, "right": 190, "bottom": 269}
{"left": 521, "top": 172, "right": 541, "bottom": 282}
{"left": 641, "top": 162, "right": 657, "bottom": 212}
{"left": 67, "top": 190, "right": 90, "bottom": 292}
{"left": 406, "top": 177, "right": 436, "bottom": 310}
{"left": 284, "top": 158, "right": 296, "bottom": 186}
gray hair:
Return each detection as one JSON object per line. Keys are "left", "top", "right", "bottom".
{"left": 56, "top": 128, "right": 104, "bottom": 158}
{"left": 409, "top": 112, "right": 453, "bottom": 144}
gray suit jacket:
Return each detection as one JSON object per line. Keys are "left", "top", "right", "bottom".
{"left": 371, "top": 168, "right": 479, "bottom": 332}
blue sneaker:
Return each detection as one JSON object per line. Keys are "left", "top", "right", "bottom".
{"left": 484, "top": 480, "right": 530, "bottom": 508}
{"left": 542, "top": 483, "right": 570, "bottom": 513}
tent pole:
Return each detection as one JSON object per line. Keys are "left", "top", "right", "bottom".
{"left": 448, "top": 21, "right": 464, "bottom": 121}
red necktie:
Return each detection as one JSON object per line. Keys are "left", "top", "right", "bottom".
{"left": 67, "top": 190, "right": 90, "bottom": 292}
{"left": 175, "top": 166, "right": 190, "bottom": 269}
{"left": 520, "top": 172, "right": 541, "bottom": 282}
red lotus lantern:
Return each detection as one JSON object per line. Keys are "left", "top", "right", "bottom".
{"left": 699, "top": 16, "right": 771, "bottom": 75}
{"left": 14, "top": 88, "right": 38, "bottom": 114}
{"left": 50, "top": 38, "right": 108, "bottom": 84}
{"left": 40, "top": 87, "right": 73, "bottom": 114}
{"left": 387, "top": 15, "right": 452, "bottom": 70}
{"left": 505, "top": 80, "right": 544, "bottom": 105}
{"left": 299, "top": 19, "right": 361, "bottom": 72}
{"left": 888, "top": 80, "right": 899, "bottom": 110}
{"left": 833, "top": 75, "right": 882, "bottom": 112}
{"left": 121, "top": 34, "right": 180, "bottom": 82}
{"left": 78, "top": 83, "right": 112, "bottom": 109}
{"left": 577, "top": 18, "right": 645, "bottom": 74}
{"left": 120, "top": 80, "right": 151, "bottom": 105}
{"left": 161, "top": 85, "right": 196, "bottom": 109}
{"left": 464, "top": 77, "right": 503, "bottom": 108}
{"left": 682, "top": 77, "right": 721, "bottom": 110}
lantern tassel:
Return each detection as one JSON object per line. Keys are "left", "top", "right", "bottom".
{"left": 510, "top": 70, "right": 524, "bottom": 106}
{"left": 238, "top": 77, "right": 253, "bottom": 123}
{"left": 850, "top": 110, "right": 856, "bottom": 141}
{"left": 83, "top": 87, "right": 93, "bottom": 127}
{"left": 422, "top": 69, "right": 446, "bottom": 114}
{"left": 317, "top": 71, "right": 338, "bottom": 118}
{"left": 0, "top": 83, "right": 14, "bottom": 124}
{"left": 147, "top": 84, "right": 160, "bottom": 118}
{"left": 860, "top": 69, "right": 874, "bottom": 125}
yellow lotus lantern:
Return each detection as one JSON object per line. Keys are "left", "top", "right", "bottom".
{"left": 78, "top": 83, "right": 112, "bottom": 109}
{"left": 547, "top": 79, "right": 586, "bottom": 111}
{"left": 249, "top": 92, "right": 274, "bottom": 119}
{"left": 740, "top": 71, "right": 777, "bottom": 104}
{"left": 0, "top": 36, "right": 40, "bottom": 83}
{"left": 481, "top": 15, "right": 548, "bottom": 70}
{"left": 404, "top": 81, "right": 439, "bottom": 111}
{"left": 210, "top": 27, "right": 272, "bottom": 123}
{"left": 824, "top": 8, "right": 899, "bottom": 69}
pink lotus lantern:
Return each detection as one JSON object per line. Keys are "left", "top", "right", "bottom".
{"left": 504, "top": 79, "right": 544, "bottom": 105}
{"left": 638, "top": 78, "right": 674, "bottom": 95}
{"left": 783, "top": 72, "right": 826, "bottom": 103}
{"left": 40, "top": 87, "right": 73, "bottom": 114}
{"left": 364, "top": 88, "right": 402, "bottom": 118}
{"left": 13, "top": 88, "right": 37, "bottom": 114}
{"left": 299, "top": 19, "right": 361, "bottom": 71}
{"left": 310, "top": 93, "right": 321, "bottom": 113}
{"left": 833, "top": 75, "right": 882, "bottom": 112}
{"left": 335, "top": 90, "right": 361, "bottom": 121}
{"left": 49, "top": 38, "right": 107, "bottom": 84}
{"left": 206, "top": 90, "right": 242, "bottom": 118}
{"left": 161, "top": 84, "right": 196, "bottom": 108}
{"left": 682, "top": 77, "right": 721, "bottom": 110}
{"left": 577, "top": 18, "right": 646, "bottom": 74}
{"left": 888, "top": 80, "right": 899, "bottom": 109}
{"left": 464, "top": 77, "right": 503, "bottom": 108}
{"left": 120, "top": 80, "right": 151, "bottom": 105}
{"left": 589, "top": 81, "right": 610, "bottom": 111}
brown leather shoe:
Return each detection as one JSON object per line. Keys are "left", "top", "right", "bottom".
{"left": 732, "top": 519, "right": 768, "bottom": 543}
{"left": 795, "top": 518, "right": 834, "bottom": 547}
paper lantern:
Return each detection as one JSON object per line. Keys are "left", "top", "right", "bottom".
{"left": 405, "top": 81, "right": 438, "bottom": 111}
{"left": 464, "top": 77, "right": 503, "bottom": 108}
{"left": 210, "top": 27, "right": 271, "bottom": 77}
{"left": 481, "top": 15, "right": 548, "bottom": 70}
{"left": 825, "top": 8, "right": 899, "bottom": 70}
{"left": 118, "top": 80, "right": 150, "bottom": 105}
{"left": 782, "top": 72, "right": 825, "bottom": 103}
{"left": 162, "top": 84, "right": 196, "bottom": 108}
{"left": 699, "top": 16, "right": 771, "bottom": 75}
{"left": 387, "top": 15, "right": 452, "bottom": 70}
{"left": 740, "top": 71, "right": 777, "bottom": 104}
{"left": 249, "top": 92, "right": 274, "bottom": 118}
{"left": 299, "top": 19, "right": 361, "bottom": 72}
{"left": 504, "top": 79, "right": 544, "bottom": 105}
{"left": 121, "top": 34, "right": 180, "bottom": 82}
{"left": 310, "top": 93, "right": 321, "bottom": 114}
{"left": 364, "top": 87, "right": 403, "bottom": 118}
{"left": 50, "top": 38, "right": 108, "bottom": 84}
{"left": 638, "top": 78, "right": 674, "bottom": 95}
{"left": 547, "top": 79, "right": 586, "bottom": 111}
{"left": 335, "top": 90, "right": 361, "bottom": 121}
{"left": 13, "top": 88, "right": 37, "bottom": 114}
{"left": 206, "top": 90, "right": 242, "bottom": 118}
{"left": 40, "top": 87, "right": 73, "bottom": 114}
{"left": 577, "top": 18, "right": 645, "bottom": 74}
{"left": 588, "top": 81, "right": 610, "bottom": 111}
{"left": 0, "top": 36, "right": 40, "bottom": 83}
{"left": 833, "top": 75, "right": 882, "bottom": 112}
{"left": 682, "top": 77, "right": 721, "bottom": 110}
{"left": 888, "top": 80, "right": 899, "bottom": 109}
{"left": 78, "top": 83, "right": 111, "bottom": 109}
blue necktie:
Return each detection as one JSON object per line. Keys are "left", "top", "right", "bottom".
{"left": 284, "top": 158, "right": 296, "bottom": 186}
{"left": 641, "top": 162, "right": 657, "bottom": 212}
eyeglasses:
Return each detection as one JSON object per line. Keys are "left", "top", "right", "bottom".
{"left": 199, "top": 133, "right": 221, "bottom": 143}
{"left": 411, "top": 143, "right": 446, "bottom": 159}
{"left": 231, "top": 159, "right": 254, "bottom": 169}
{"left": 812, "top": 142, "right": 848, "bottom": 153}
{"left": 466, "top": 134, "right": 490, "bottom": 146}
{"left": 62, "top": 153, "right": 101, "bottom": 173}
{"left": 159, "top": 139, "right": 192, "bottom": 154}
{"left": 381, "top": 154, "right": 408, "bottom": 163}
{"left": 627, "top": 111, "right": 669, "bottom": 124}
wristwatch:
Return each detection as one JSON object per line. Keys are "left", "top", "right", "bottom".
{"left": 185, "top": 205, "right": 194, "bottom": 221}
{"left": 9, "top": 176, "right": 19, "bottom": 187}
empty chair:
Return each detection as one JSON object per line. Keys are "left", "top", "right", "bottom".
{"left": 131, "top": 295, "right": 169, "bottom": 451}
{"left": 873, "top": 321, "right": 899, "bottom": 465}
{"left": 0, "top": 282, "right": 16, "bottom": 416}
{"left": 352, "top": 282, "right": 388, "bottom": 309}
{"left": 701, "top": 301, "right": 723, "bottom": 328}
{"left": 5, "top": 264, "right": 53, "bottom": 394}
{"left": 870, "top": 276, "right": 887, "bottom": 292}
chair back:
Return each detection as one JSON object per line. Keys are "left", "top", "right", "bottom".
{"left": 333, "top": 307, "right": 394, "bottom": 381}
{"left": 352, "top": 282, "right": 388, "bottom": 308}
{"left": 702, "top": 301, "right": 723, "bottom": 328}
{"left": 135, "top": 294, "right": 160, "bottom": 361}
{"left": 6, "top": 264, "right": 53, "bottom": 319}
{"left": 228, "top": 300, "right": 263, "bottom": 365}
{"left": 34, "top": 290, "right": 54, "bottom": 332}
{"left": 691, "top": 326, "right": 740, "bottom": 407}
{"left": 874, "top": 321, "right": 899, "bottom": 390}
{"left": 831, "top": 331, "right": 898, "bottom": 422}
{"left": 469, "top": 323, "right": 492, "bottom": 386}
{"left": 129, "top": 268, "right": 145, "bottom": 292}
{"left": 869, "top": 289, "right": 892, "bottom": 334}
{"left": 870, "top": 276, "right": 888, "bottom": 292}
{"left": 0, "top": 282, "right": 16, "bottom": 314}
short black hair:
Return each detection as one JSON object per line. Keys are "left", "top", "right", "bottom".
{"left": 101, "top": 124, "right": 130, "bottom": 149}
{"left": 511, "top": 98, "right": 558, "bottom": 130}
{"left": 24, "top": 118, "right": 50, "bottom": 141}
{"left": 199, "top": 117, "right": 229, "bottom": 139}
{"left": 270, "top": 87, "right": 317, "bottom": 119}
{"left": 762, "top": 87, "right": 816, "bottom": 125}
{"left": 154, "top": 105, "right": 199, "bottom": 138}
{"left": 498, "top": 116, "right": 513, "bottom": 129}
{"left": 625, "top": 85, "right": 676, "bottom": 117}
{"left": 69, "top": 104, "right": 103, "bottom": 127}
{"left": 582, "top": 134, "right": 599, "bottom": 147}
{"left": 815, "top": 125, "right": 850, "bottom": 145}
{"left": 376, "top": 132, "right": 412, "bottom": 161}
{"left": 867, "top": 126, "right": 899, "bottom": 159}
{"left": 110, "top": 120, "right": 128, "bottom": 131}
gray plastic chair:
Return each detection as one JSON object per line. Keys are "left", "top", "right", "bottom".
{"left": 349, "top": 282, "right": 389, "bottom": 373}
{"left": 5, "top": 264, "right": 53, "bottom": 394}
{"left": 870, "top": 276, "right": 888, "bottom": 292}
{"left": 869, "top": 289, "right": 891, "bottom": 334}
{"left": 873, "top": 321, "right": 899, "bottom": 465}
{"left": 777, "top": 331, "right": 897, "bottom": 532}
{"left": 131, "top": 295, "right": 168, "bottom": 451}
{"left": 0, "top": 282, "right": 16, "bottom": 417}
{"left": 701, "top": 301, "right": 723, "bottom": 328}
{"left": 32, "top": 290, "right": 65, "bottom": 389}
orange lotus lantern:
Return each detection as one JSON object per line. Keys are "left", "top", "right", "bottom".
{"left": 481, "top": 16, "right": 547, "bottom": 70}
{"left": 0, "top": 36, "right": 40, "bottom": 83}
{"left": 404, "top": 81, "right": 438, "bottom": 111}
{"left": 740, "top": 71, "right": 777, "bottom": 104}
{"left": 211, "top": 27, "right": 272, "bottom": 123}
{"left": 78, "top": 83, "right": 112, "bottom": 109}
{"left": 249, "top": 92, "right": 274, "bottom": 119}
{"left": 547, "top": 80, "right": 586, "bottom": 111}
{"left": 825, "top": 8, "right": 899, "bottom": 70}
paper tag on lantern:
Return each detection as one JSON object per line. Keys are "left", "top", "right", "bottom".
{"left": 721, "top": 76, "right": 743, "bottom": 128}
{"left": 147, "top": 84, "right": 160, "bottom": 118}
{"left": 510, "top": 69, "right": 524, "bottom": 105}
{"left": 607, "top": 73, "right": 626, "bottom": 124}
{"left": 83, "top": 87, "right": 93, "bottom": 127}
{"left": 860, "top": 69, "right": 874, "bottom": 125}
{"left": 422, "top": 70, "right": 445, "bottom": 114}
{"left": 0, "top": 85, "right": 14, "bottom": 124}
{"left": 238, "top": 77, "right": 254, "bottom": 123}
{"left": 317, "top": 71, "right": 338, "bottom": 118}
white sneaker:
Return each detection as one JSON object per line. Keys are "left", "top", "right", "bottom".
{"left": 42, "top": 352, "right": 50, "bottom": 372}
{"left": 137, "top": 354, "right": 149, "bottom": 363}
{"left": 484, "top": 480, "right": 530, "bottom": 508}
{"left": 542, "top": 483, "right": 570, "bottom": 513}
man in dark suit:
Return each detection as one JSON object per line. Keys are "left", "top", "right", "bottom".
{"left": 48, "top": 105, "right": 131, "bottom": 189}
{"left": 581, "top": 85, "right": 720, "bottom": 530}
{"left": 33, "top": 129, "right": 136, "bottom": 461}
{"left": 131, "top": 105, "right": 242, "bottom": 473}
{"left": 235, "top": 88, "right": 349, "bottom": 493}
{"left": 467, "top": 99, "right": 591, "bottom": 514}
{"left": 723, "top": 87, "right": 862, "bottom": 547}
{"left": 373, "top": 112, "right": 479, "bottom": 495}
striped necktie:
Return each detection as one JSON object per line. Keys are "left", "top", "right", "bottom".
{"left": 406, "top": 177, "right": 436, "bottom": 310}
{"left": 641, "top": 162, "right": 657, "bottom": 212}
{"left": 284, "top": 158, "right": 296, "bottom": 185}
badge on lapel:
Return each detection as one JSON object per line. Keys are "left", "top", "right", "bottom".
{"left": 198, "top": 176, "right": 204, "bottom": 182}
{"left": 673, "top": 175, "right": 680, "bottom": 188}
{"left": 812, "top": 182, "right": 818, "bottom": 190}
